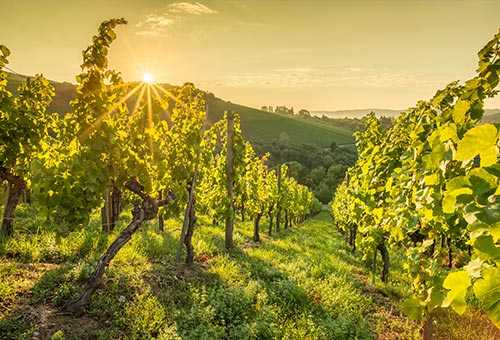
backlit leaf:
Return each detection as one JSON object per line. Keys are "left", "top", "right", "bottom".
{"left": 455, "top": 124, "right": 498, "bottom": 166}
{"left": 474, "top": 266, "right": 500, "bottom": 328}
{"left": 443, "top": 270, "right": 471, "bottom": 314}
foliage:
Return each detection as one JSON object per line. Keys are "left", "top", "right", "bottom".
{"left": 332, "top": 27, "right": 500, "bottom": 328}
{"left": 0, "top": 44, "right": 54, "bottom": 234}
{"left": 253, "top": 140, "right": 357, "bottom": 203}
{"left": 31, "top": 18, "right": 129, "bottom": 226}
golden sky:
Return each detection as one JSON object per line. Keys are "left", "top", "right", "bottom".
{"left": 2, "top": 0, "right": 500, "bottom": 110}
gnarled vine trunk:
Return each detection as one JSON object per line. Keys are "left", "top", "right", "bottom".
{"left": 158, "top": 190, "right": 165, "bottom": 232}
{"left": 63, "top": 179, "right": 175, "bottom": 314}
{"left": 184, "top": 197, "right": 197, "bottom": 267}
{"left": 349, "top": 223, "right": 357, "bottom": 252}
{"left": 1, "top": 167, "right": 27, "bottom": 236}
{"left": 421, "top": 317, "right": 433, "bottom": 340}
{"left": 377, "top": 242, "right": 390, "bottom": 283}
{"left": 268, "top": 208, "right": 273, "bottom": 236}
{"left": 101, "top": 186, "right": 121, "bottom": 233}
{"left": 253, "top": 213, "right": 262, "bottom": 242}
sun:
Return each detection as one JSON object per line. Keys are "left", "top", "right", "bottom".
{"left": 142, "top": 73, "right": 153, "bottom": 84}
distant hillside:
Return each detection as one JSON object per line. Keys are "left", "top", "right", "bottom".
{"left": 5, "top": 72, "right": 354, "bottom": 147}
{"left": 5, "top": 72, "right": 75, "bottom": 114}
{"left": 481, "top": 109, "right": 500, "bottom": 124}
{"left": 312, "top": 109, "right": 402, "bottom": 119}
{"left": 314, "top": 108, "right": 500, "bottom": 122}
{"left": 206, "top": 99, "right": 354, "bottom": 146}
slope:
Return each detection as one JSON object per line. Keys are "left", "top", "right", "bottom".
{"left": 4, "top": 72, "right": 355, "bottom": 147}
{"left": 206, "top": 98, "right": 354, "bottom": 146}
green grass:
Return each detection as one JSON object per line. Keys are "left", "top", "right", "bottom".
{"left": 1, "top": 207, "right": 498, "bottom": 339}
{"left": 206, "top": 98, "right": 355, "bottom": 146}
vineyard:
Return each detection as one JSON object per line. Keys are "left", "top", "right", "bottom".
{"left": 1, "top": 17, "right": 500, "bottom": 340}
{"left": 332, "top": 27, "right": 500, "bottom": 338}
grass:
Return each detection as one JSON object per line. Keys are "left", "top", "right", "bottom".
{"left": 0, "top": 205, "right": 498, "bottom": 339}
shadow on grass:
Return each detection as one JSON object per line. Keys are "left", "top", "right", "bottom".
{"left": 0, "top": 212, "right": 373, "bottom": 340}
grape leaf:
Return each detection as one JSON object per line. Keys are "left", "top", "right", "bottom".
{"left": 443, "top": 270, "right": 471, "bottom": 314}
{"left": 455, "top": 124, "right": 498, "bottom": 166}
{"left": 403, "top": 298, "right": 423, "bottom": 320}
{"left": 474, "top": 266, "right": 500, "bottom": 328}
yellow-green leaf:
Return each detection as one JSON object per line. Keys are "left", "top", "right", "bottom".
{"left": 474, "top": 266, "right": 500, "bottom": 328}
{"left": 455, "top": 124, "right": 498, "bottom": 166}
{"left": 443, "top": 270, "right": 471, "bottom": 315}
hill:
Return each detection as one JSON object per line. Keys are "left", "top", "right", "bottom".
{"left": 4, "top": 72, "right": 354, "bottom": 147}
{"left": 312, "top": 109, "right": 402, "bottom": 119}
{"left": 480, "top": 109, "right": 500, "bottom": 124}
{"left": 205, "top": 98, "right": 354, "bottom": 146}
{"left": 5, "top": 72, "right": 75, "bottom": 115}
{"left": 314, "top": 107, "right": 500, "bottom": 122}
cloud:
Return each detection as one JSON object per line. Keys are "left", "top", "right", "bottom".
{"left": 346, "top": 67, "right": 362, "bottom": 72}
{"left": 135, "top": 2, "right": 217, "bottom": 37}
{"left": 207, "top": 65, "right": 443, "bottom": 89}
{"left": 136, "top": 14, "right": 174, "bottom": 36}
{"left": 169, "top": 2, "right": 217, "bottom": 15}
{"left": 217, "top": 67, "right": 323, "bottom": 88}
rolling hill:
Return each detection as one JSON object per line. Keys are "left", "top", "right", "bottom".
{"left": 4, "top": 72, "right": 354, "bottom": 147}
{"left": 205, "top": 98, "right": 354, "bottom": 146}
{"left": 314, "top": 107, "right": 500, "bottom": 122}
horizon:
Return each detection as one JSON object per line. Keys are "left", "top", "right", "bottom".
{"left": 2, "top": 1, "right": 500, "bottom": 111}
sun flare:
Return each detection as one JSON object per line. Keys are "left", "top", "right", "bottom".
{"left": 142, "top": 73, "right": 153, "bottom": 84}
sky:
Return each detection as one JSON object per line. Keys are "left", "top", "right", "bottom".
{"left": 1, "top": 0, "right": 500, "bottom": 111}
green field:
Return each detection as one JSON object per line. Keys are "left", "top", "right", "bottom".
{"left": 206, "top": 98, "right": 355, "bottom": 146}
{"left": 1, "top": 206, "right": 498, "bottom": 339}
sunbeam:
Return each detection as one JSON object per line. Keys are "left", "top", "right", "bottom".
{"left": 79, "top": 82, "right": 143, "bottom": 140}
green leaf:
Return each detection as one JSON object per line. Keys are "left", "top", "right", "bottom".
{"left": 425, "top": 173, "right": 440, "bottom": 186}
{"left": 442, "top": 270, "right": 471, "bottom": 314}
{"left": 442, "top": 187, "right": 473, "bottom": 214}
{"left": 455, "top": 124, "right": 498, "bottom": 166}
{"left": 491, "top": 221, "right": 500, "bottom": 243}
{"left": 469, "top": 172, "right": 496, "bottom": 196}
{"left": 0, "top": 45, "right": 10, "bottom": 57}
{"left": 473, "top": 234, "right": 500, "bottom": 260}
{"left": 474, "top": 266, "right": 500, "bottom": 328}
{"left": 439, "top": 124, "right": 458, "bottom": 143}
{"left": 451, "top": 100, "right": 471, "bottom": 124}
{"left": 402, "top": 298, "right": 424, "bottom": 320}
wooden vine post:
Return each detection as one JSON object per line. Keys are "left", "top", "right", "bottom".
{"left": 275, "top": 165, "right": 282, "bottom": 233}
{"left": 225, "top": 111, "right": 235, "bottom": 249}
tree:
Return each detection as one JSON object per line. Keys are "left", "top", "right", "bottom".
{"left": 298, "top": 109, "right": 310, "bottom": 117}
